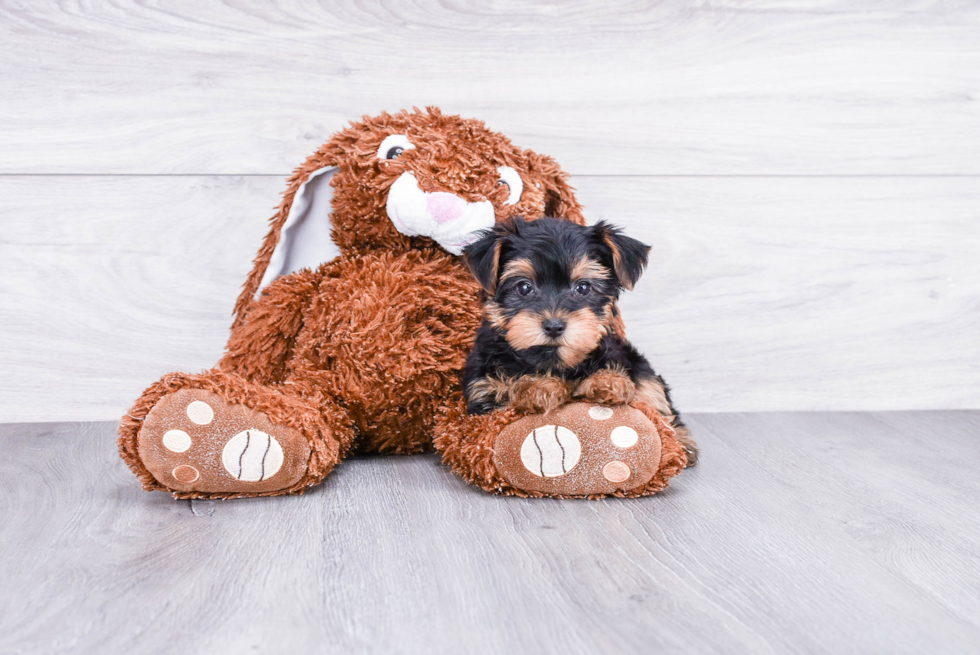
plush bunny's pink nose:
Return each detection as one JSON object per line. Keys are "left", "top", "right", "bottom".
{"left": 427, "top": 192, "right": 467, "bottom": 224}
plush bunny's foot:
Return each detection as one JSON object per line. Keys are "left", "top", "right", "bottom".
{"left": 434, "top": 400, "right": 688, "bottom": 498}
{"left": 137, "top": 389, "right": 313, "bottom": 495}
{"left": 119, "top": 370, "right": 349, "bottom": 499}
{"left": 493, "top": 403, "right": 668, "bottom": 496}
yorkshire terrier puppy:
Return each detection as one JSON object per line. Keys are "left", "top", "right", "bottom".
{"left": 461, "top": 217, "right": 697, "bottom": 464}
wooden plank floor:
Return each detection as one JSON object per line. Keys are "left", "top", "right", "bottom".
{"left": 2, "top": 411, "right": 978, "bottom": 654}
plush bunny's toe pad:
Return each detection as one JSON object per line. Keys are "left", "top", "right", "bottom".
{"left": 138, "top": 389, "right": 311, "bottom": 494}
{"left": 493, "top": 403, "right": 663, "bottom": 496}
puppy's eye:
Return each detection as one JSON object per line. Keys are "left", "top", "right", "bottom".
{"left": 516, "top": 280, "right": 534, "bottom": 296}
{"left": 575, "top": 281, "right": 592, "bottom": 295}
{"left": 377, "top": 134, "right": 415, "bottom": 160}
{"left": 497, "top": 166, "right": 524, "bottom": 205}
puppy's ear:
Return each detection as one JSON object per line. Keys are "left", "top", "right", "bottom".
{"left": 463, "top": 230, "right": 504, "bottom": 294}
{"left": 593, "top": 221, "right": 650, "bottom": 290}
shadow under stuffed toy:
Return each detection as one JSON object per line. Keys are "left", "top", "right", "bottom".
{"left": 118, "top": 107, "right": 689, "bottom": 499}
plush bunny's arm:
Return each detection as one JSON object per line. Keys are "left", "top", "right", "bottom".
{"left": 219, "top": 269, "right": 323, "bottom": 385}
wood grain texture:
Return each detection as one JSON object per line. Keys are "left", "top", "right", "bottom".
{"left": 1, "top": 174, "right": 976, "bottom": 422}
{"left": 700, "top": 410, "right": 980, "bottom": 629}
{"left": 2, "top": 412, "right": 979, "bottom": 654}
{"left": 0, "top": 1, "right": 978, "bottom": 175}
{"left": 0, "top": 175, "right": 270, "bottom": 422}
{"left": 578, "top": 176, "right": 980, "bottom": 413}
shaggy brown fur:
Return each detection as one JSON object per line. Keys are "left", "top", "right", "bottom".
{"left": 119, "top": 369, "right": 352, "bottom": 499}
{"left": 434, "top": 395, "right": 687, "bottom": 499}
{"left": 231, "top": 109, "right": 584, "bottom": 329}
{"left": 118, "top": 106, "right": 688, "bottom": 499}
{"left": 118, "top": 107, "right": 587, "bottom": 498}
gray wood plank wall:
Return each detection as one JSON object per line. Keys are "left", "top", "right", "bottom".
{"left": 1, "top": 2, "right": 978, "bottom": 421}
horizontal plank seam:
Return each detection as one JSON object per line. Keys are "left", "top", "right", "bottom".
{"left": 2, "top": 173, "right": 980, "bottom": 179}
{"left": 1, "top": 409, "right": 976, "bottom": 429}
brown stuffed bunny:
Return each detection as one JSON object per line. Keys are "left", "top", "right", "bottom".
{"left": 118, "top": 107, "right": 688, "bottom": 499}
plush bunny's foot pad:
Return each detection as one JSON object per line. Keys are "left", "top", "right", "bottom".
{"left": 137, "top": 389, "right": 312, "bottom": 494}
{"left": 493, "top": 403, "right": 664, "bottom": 496}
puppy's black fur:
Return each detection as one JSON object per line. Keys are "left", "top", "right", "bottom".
{"left": 462, "top": 217, "right": 697, "bottom": 463}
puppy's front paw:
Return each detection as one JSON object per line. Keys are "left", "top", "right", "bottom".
{"left": 508, "top": 375, "right": 572, "bottom": 414}
{"left": 573, "top": 369, "right": 636, "bottom": 406}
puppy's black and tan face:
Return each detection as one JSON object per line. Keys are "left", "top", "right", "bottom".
{"left": 465, "top": 217, "right": 650, "bottom": 368}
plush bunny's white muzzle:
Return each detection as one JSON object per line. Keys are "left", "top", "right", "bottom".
{"left": 386, "top": 172, "right": 496, "bottom": 255}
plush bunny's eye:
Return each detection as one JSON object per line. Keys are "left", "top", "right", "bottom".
{"left": 377, "top": 134, "right": 415, "bottom": 160}
{"left": 497, "top": 166, "right": 524, "bottom": 205}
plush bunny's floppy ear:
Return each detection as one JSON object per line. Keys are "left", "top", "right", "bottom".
{"left": 256, "top": 166, "right": 340, "bottom": 296}
{"left": 592, "top": 221, "right": 651, "bottom": 291}
{"left": 523, "top": 150, "right": 586, "bottom": 225}
{"left": 232, "top": 154, "right": 344, "bottom": 327}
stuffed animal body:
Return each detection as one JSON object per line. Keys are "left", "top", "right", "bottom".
{"left": 118, "top": 107, "right": 689, "bottom": 499}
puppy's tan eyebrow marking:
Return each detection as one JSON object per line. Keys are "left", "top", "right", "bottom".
{"left": 500, "top": 258, "right": 537, "bottom": 283}
{"left": 570, "top": 256, "right": 611, "bottom": 281}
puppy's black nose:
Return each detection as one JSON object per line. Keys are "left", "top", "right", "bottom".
{"left": 542, "top": 318, "right": 566, "bottom": 338}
